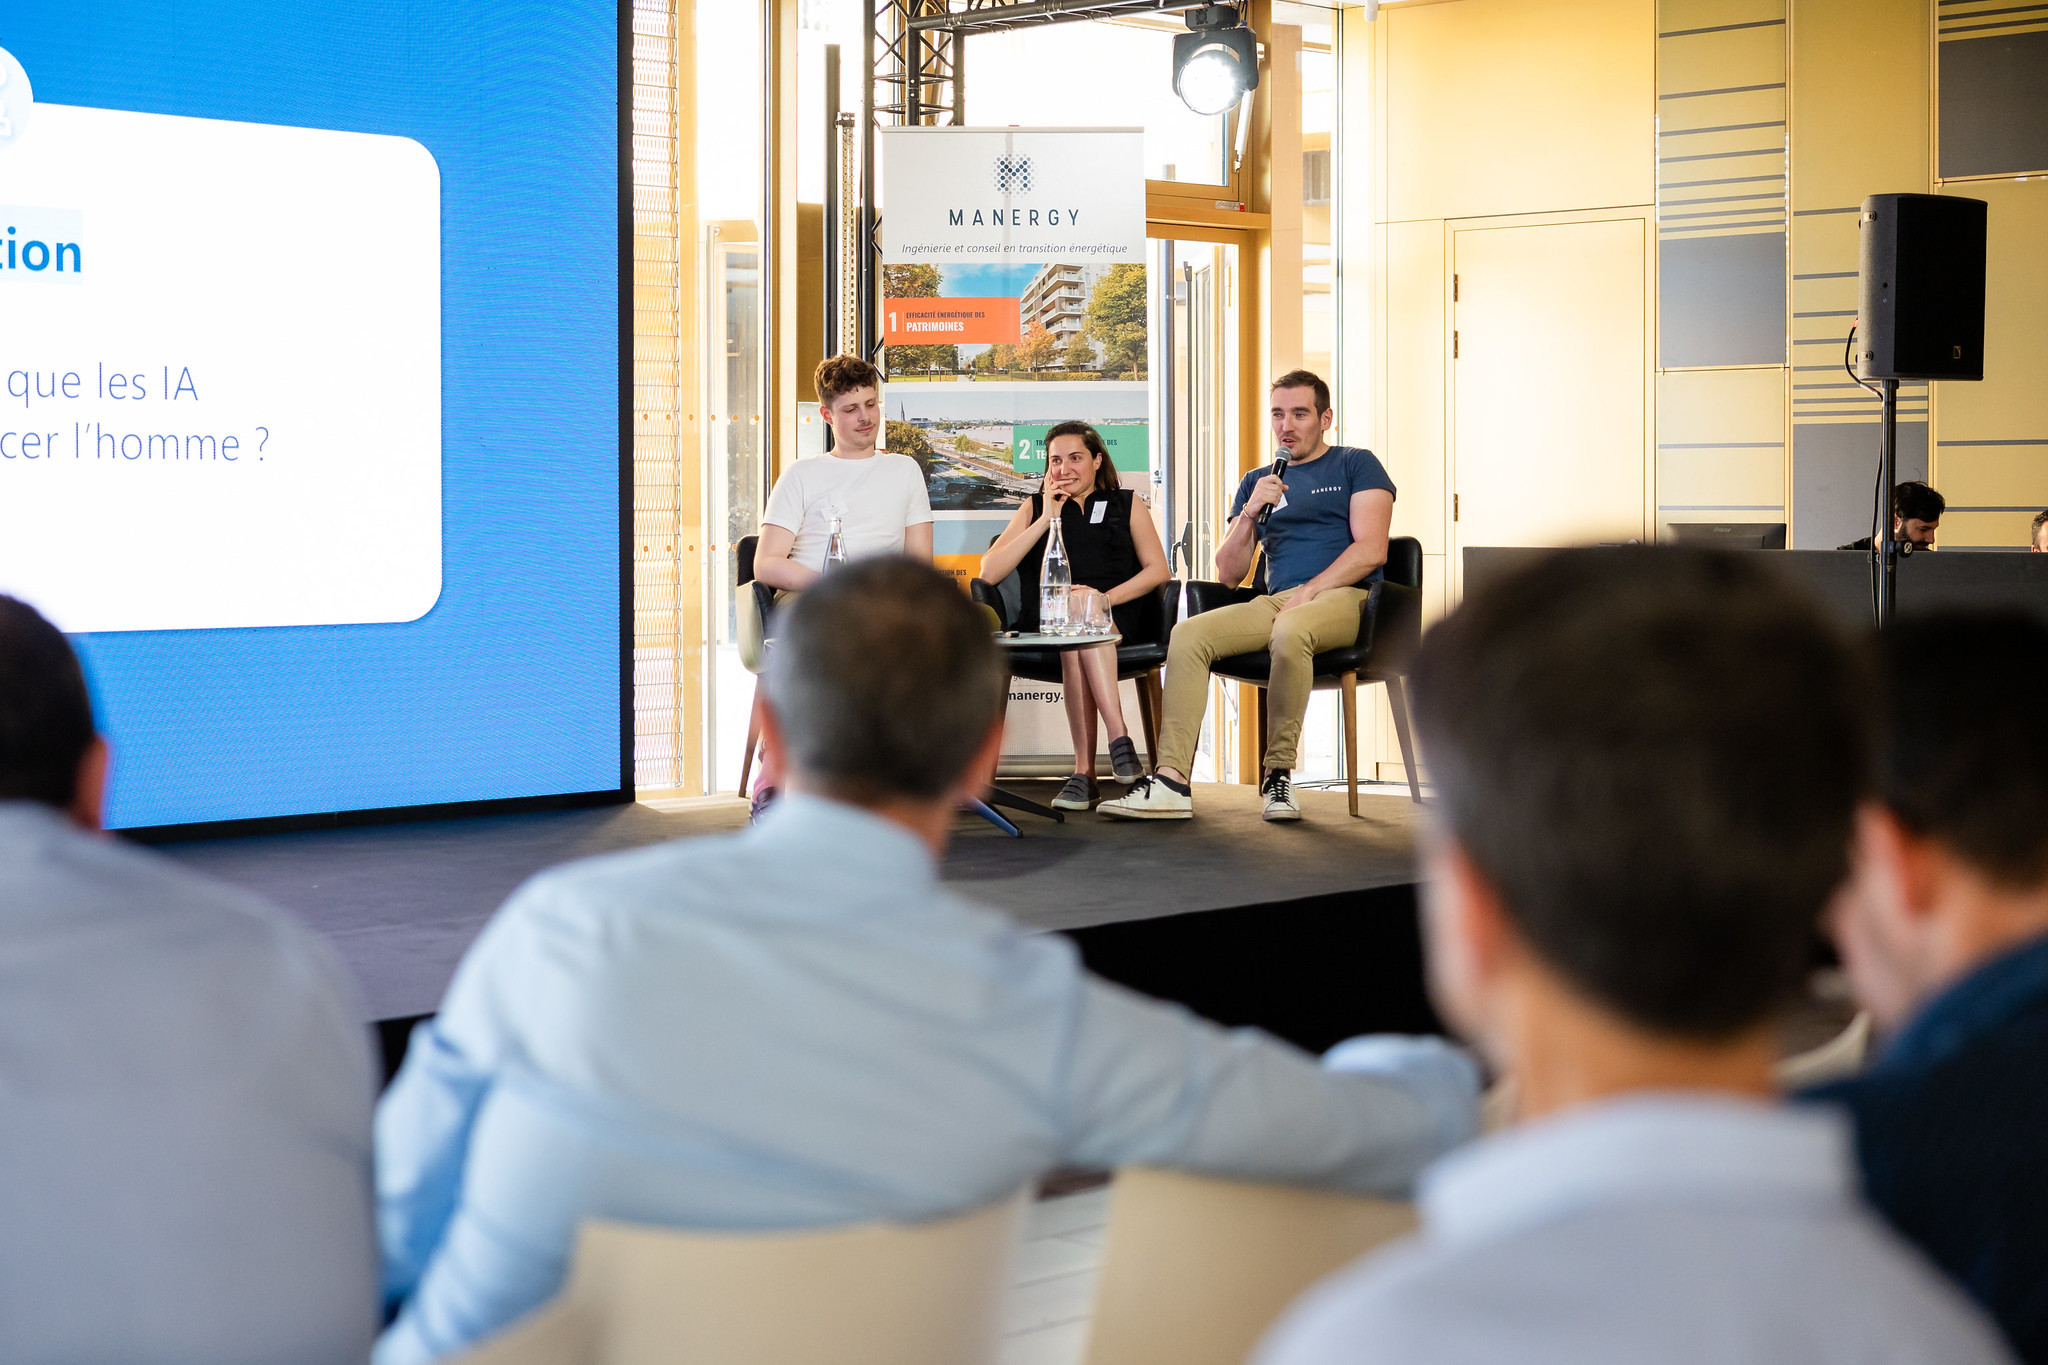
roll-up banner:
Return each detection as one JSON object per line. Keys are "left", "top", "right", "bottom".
{"left": 878, "top": 126, "right": 1151, "bottom": 771}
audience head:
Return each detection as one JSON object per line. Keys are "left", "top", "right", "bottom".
{"left": 1043, "top": 421, "right": 1119, "bottom": 499}
{"left": 1893, "top": 481, "right": 1944, "bottom": 546}
{"left": 0, "top": 595, "right": 106, "bottom": 827}
{"left": 1269, "top": 369, "right": 1334, "bottom": 455}
{"left": 1831, "top": 612, "right": 2048, "bottom": 1028}
{"left": 813, "top": 354, "right": 883, "bottom": 453}
{"left": 1411, "top": 548, "right": 1870, "bottom": 1071}
{"left": 763, "top": 557, "right": 1005, "bottom": 816}
{"left": 2030, "top": 508, "right": 2047, "bottom": 553}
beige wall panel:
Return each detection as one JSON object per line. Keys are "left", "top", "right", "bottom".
{"left": 1383, "top": 219, "right": 1449, "bottom": 554}
{"left": 1789, "top": 0, "right": 1931, "bottom": 212}
{"left": 1663, "top": 0, "right": 1779, "bottom": 28}
{"left": 1941, "top": 511, "right": 2041, "bottom": 547}
{"left": 1656, "top": 361, "right": 1786, "bottom": 517}
{"left": 1658, "top": 446, "right": 1786, "bottom": 508}
{"left": 1659, "top": 23, "right": 1785, "bottom": 93}
{"left": 1657, "top": 365, "right": 1786, "bottom": 440}
{"left": 1384, "top": 0, "right": 1654, "bottom": 222}
{"left": 1789, "top": 208, "right": 1859, "bottom": 274}
{"left": 1938, "top": 447, "right": 2048, "bottom": 506}
{"left": 1935, "top": 179, "right": 2048, "bottom": 440}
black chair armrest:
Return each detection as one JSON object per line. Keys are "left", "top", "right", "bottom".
{"left": 1363, "top": 579, "right": 1423, "bottom": 678}
{"left": 969, "top": 578, "right": 1013, "bottom": 632}
{"left": 752, "top": 580, "right": 781, "bottom": 637}
{"left": 1185, "top": 580, "right": 1261, "bottom": 618}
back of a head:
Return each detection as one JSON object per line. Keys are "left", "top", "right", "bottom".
{"left": 1413, "top": 548, "right": 1869, "bottom": 1038}
{"left": 765, "top": 558, "right": 1005, "bottom": 804}
{"left": 0, "top": 596, "right": 96, "bottom": 809}
{"left": 1879, "top": 611, "right": 2048, "bottom": 889}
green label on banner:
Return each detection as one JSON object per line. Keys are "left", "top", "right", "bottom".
{"left": 1012, "top": 422, "right": 1151, "bottom": 474}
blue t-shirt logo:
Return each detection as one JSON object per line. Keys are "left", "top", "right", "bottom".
{"left": 1229, "top": 446, "right": 1397, "bottom": 594}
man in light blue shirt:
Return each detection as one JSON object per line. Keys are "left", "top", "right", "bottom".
{"left": 375, "top": 557, "right": 1480, "bottom": 1364}
{"left": 0, "top": 596, "right": 379, "bottom": 1365}
{"left": 1257, "top": 549, "right": 2013, "bottom": 1365}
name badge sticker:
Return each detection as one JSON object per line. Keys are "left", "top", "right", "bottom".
{"left": 1089, "top": 500, "right": 1107, "bottom": 524}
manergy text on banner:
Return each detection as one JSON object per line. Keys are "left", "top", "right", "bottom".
{"left": 879, "top": 127, "right": 1144, "bottom": 264}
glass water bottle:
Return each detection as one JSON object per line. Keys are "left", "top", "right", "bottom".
{"left": 1040, "top": 510, "right": 1072, "bottom": 635}
{"left": 824, "top": 514, "right": 847, "bottom": 571}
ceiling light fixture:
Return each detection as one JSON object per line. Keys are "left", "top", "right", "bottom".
{"left": 1172, "top": 5, "right": 1259, "bottom": 118}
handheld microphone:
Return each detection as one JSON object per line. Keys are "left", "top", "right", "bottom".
{"left": 1257, "top": 454, "right": 1290, "bottom": 528}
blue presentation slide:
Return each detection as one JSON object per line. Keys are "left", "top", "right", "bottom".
{"left": 0, "top": 4, "right": 622, "bottom": 828}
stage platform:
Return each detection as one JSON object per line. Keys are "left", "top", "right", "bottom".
{"left": 155, "top": 782, "right": 1433, "bottom": 1052}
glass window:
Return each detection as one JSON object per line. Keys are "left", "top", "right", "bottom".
{"left": 964, "top": 20, "right": 1233, "bottom": 186}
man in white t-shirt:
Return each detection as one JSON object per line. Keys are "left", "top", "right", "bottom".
{"left": 750, "top": 355, "right": 934, "bottom": 814}
{"left": 754, "top": 354, "right": 933, "bottom": 589}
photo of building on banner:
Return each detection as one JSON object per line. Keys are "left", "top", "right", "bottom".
{"left": 882, "top": 259, "right": 1148, "bottom": 512}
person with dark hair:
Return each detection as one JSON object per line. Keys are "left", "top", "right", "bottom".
{"left": 1255, "top": 549, "right": 2012, "bottom": 1365}
{"left": 2030, "top": 507, "right": 2047, "bottom": 553}
{"left": 0, "top": 595, "right": 379, "bottom": 1364}
{"left": 375, "top": 557, "right": 1479, "bottom": 1365}
{"left": 1806, "top": 611, "right": 2048, "bottom": 1362}
{"left": 1101, "top": 370, "right": 1396, "bottom": 822}
{"left": 1839, "top": 480, "right": 1945, "bottom": 551}
{"left": 979, "top": 420, "right": 1169, "bottom": 807}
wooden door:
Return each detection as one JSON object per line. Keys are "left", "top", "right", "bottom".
{"left": 1450, "top": 217, "right": 1649, "bottom": 588}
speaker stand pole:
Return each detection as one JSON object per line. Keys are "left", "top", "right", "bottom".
{"left": 1877, "top": 377, "right": 1900, "bottom": 629}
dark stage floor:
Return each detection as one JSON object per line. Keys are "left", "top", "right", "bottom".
{"left": 153, "top": 782, "right": 1424, "bottom": 1024}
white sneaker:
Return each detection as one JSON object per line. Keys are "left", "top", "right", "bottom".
{"left": 1098, "top": 775, "right": 1194, "bottom": 820}
{"left": 1261, "top": 769, "right": 1301, "bottom": 821}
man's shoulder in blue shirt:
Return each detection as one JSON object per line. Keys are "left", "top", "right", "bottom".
{"left": 0, "top": 801, "right": 379, "bottom": 1365}
{"left": 1229, "top": 447, "right": 1396, "bottom": 594}
{"left": 375, "top": 793, "right": 1479, "bottom": 1364}
{"left": 1256, "top": 1096, "right": 2014, "bottom": 1365}
{"left": 1803, "top": 933, "right": 2048, "bottom": 1363}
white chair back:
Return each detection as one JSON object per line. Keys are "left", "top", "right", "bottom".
{"left": 1081, "top": 1168, "right": 1416, "bottom": 1365}
{"left": 442, "top": 1192, "right": 1026, "bottom": 1365}
{"left": 575, "top": 1191, "right": 1026, "bottom": 1365}
{"left": 443, "top": 1301, "right": 595, "bottom": 1365}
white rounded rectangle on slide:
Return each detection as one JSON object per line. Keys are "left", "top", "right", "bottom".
{"left": 0, "top": 103, "right": 441, "bottom": 633}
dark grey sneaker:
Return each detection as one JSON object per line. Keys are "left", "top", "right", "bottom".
{"left": 1108, "top": 735, "right": 1144, "bottom": 784}
{"left": 1051, "top": 773, "right": 1099, "bottom": 811}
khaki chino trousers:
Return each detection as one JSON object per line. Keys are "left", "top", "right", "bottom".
{"left": 1154, "top": 584, "right": 1370, "bottom": 777}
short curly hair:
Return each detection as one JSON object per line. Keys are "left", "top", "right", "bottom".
{"left": 814, "top": 354, "right": 881, "bottom": 409}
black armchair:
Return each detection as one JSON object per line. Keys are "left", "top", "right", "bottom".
{"left": 969, "top": 573, "right": 1180, "bottom": 767}
{"left": 1184, "top": 536, "right": 1424, "bottom": 812}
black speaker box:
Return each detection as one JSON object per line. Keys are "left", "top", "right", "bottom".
{"left": 1857, "top": 193, "right": 1987, "bottom": 382}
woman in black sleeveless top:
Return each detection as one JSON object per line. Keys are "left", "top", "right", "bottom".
{"left": 980, "top": 421, "right": 1169, "bottom": 810}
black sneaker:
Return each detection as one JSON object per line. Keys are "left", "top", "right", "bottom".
{"left": 1051, "top": 773, "right": 1099, "bottom": 811}
{"left": 1108, "top": 736, "right": 1144, "bottom": 784}
{"left": 1261, "top": 768, "right": 1301, "bottom": 822}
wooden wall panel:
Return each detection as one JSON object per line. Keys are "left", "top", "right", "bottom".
{"left": 1383, "top": 0, "right": 1655, "bottom": 223}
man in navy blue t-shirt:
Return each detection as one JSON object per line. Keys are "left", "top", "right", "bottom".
{"left": 1101, "top": 370, "right": 1396, "bottom": 823}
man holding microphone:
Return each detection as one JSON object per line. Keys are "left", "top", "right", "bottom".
{"left": 1101, "top": 370, "right": 1396, "bottom": 823}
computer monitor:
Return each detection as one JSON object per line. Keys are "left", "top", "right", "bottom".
{"left": 1664, "top": 522, "right": 1788, "bottom": 550}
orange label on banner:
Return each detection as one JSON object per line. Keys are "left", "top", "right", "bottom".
{"left": 884, "top": 297, "right": 1021, "bottom": 346}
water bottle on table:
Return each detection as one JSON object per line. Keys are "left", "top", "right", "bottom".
{"left": 825, "top": 514, "right": 847, "bottom": 571}
{"left": 1040, "top": 512, "right": 1072, "bottom": 636}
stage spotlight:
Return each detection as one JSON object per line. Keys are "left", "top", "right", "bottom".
{"left": 1173, "top": 5, "right": 1259, "bottom": 117}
